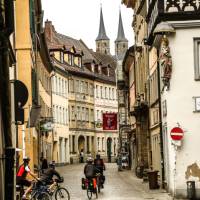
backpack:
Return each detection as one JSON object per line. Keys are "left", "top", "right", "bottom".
{"left": 85, "top": 164, "right": 95, "bottom": 178}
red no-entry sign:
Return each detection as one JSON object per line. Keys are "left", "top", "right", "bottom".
{"left": 170, "top": 127, "right": 184, "bottom": 140}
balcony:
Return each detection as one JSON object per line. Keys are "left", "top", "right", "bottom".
{"left": 147, "top": 0, "right": 200, "bottom": 44}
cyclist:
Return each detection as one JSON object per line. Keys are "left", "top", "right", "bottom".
{"left": 16, "top": 156, "right": 39, "bottom": 199}
{"left": 84, "top": 157, "right": 96, "bottom": 179}
{"left": 39, "top": 162, "right": 62, "bottom": 192}
{"left": 94, "top": 154, "right": 106, "bottom": 186}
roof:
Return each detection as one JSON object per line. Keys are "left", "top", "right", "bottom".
{"left": 96, "top": 7, "right": 109, "bottom": 41}
{"left": 115, "top": 10, "right": 128, "bottom": 43}
{"left": 44, "top": 21, "right": 116, "bottom": 84}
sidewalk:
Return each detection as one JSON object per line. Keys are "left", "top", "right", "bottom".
{"left": 123, "top": 169, "right": 186, "bottom": 200}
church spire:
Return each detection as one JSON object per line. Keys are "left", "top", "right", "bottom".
{"left": 96, "top": 6, "right": 110, "bottom": 55}
{"left": 115, "top": 9, "right": 128, "bottom": 42}
{"left": 115, "top": 9, "right": 128, "bottom": 59}
{"left": 96, "top": 6, "right": 109, "bottom": 41}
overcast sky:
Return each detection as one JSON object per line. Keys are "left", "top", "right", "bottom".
{"left": 42, "top": 0, "right": 134, "bottom": 55}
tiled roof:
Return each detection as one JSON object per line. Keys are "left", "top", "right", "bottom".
{"left": 45, "top": 21, "right": 116, "bottom": 84}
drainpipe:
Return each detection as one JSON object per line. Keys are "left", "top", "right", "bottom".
{"left": 157, "top": 49, "right": 165, "bottom": 189}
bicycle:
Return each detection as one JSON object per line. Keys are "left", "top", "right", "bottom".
{"left": 96, "top": 173, "right": 103, "bottom": 193}
{"left": 85, "top": 178, "right": 98, "bottom": 200}
{"left": 16, "top": 181, "right": 51, "bottom": 200}
{"left": 46, "top": 177, "right": 70, "bottom": 200}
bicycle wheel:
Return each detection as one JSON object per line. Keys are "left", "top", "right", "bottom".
{"left": 97, "top": 177, "right": 101, "bottom": 193}
{"left": 35, "top": 192, "right": 51, "bottom": 200}
{"left": 55, "top": 187, "right": 70, "bottom": 200}
{"left": 87, "top": 188, "right": 92, "bottom": 200}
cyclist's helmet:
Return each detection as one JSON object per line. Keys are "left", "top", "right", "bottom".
{"left": 96, "top": 154, "right": 100, "bottom": 159}
{"left": 87, "top": 157, "right": 93, "bottom": 163}
{"left": 23, "top": 156, "right": 30, "bottom": 162}
{"left": 49, "top": 162, "right": 55, "bottom": 169}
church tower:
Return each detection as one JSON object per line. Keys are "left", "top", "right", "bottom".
{"left": 96, "top": 6, "right": 110, "bottom": 55}
{"left": 115, "top": 10, "right": 128, "bottom": 59}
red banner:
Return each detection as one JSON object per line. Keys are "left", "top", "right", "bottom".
{"left": 103, "top": 113, "right": 117, "bottom": 130}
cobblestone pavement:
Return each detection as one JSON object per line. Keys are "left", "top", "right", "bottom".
{"left": 57, "top": 163, "right": 175, "bottom": 200}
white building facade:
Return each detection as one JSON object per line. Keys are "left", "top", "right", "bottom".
{"left": 52, "top": 69, "right": 70, "bottom": 165}
{"left": 94, "top": 80, "right": 118, "bottom": 162}
{"left": 159, "top": 22, "right": 200, "bottom": 198}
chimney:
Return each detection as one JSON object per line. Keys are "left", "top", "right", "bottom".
{"left": 44, "top": 20, "right": 54, "bottom": 42}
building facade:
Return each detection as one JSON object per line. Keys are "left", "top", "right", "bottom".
{"left": 45, "top": 17, "right": 118, "bottom": 163}
{"left": 123, "top": 0, "right": 200, "bottom": 198}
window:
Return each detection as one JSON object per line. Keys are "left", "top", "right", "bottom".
{"left": 63, "top": 108, "right": 65, "bottom": 124}
{"left": 60, "top": 52, "right": 64, "bottom": 63}
{"left": 89, "top": 83, "right": 93, "bottom": 96}
{"left": 80, "top": 81, "right": 84, "bottom": 93}
{"left": 194, "top": 38, "right": 200, "bottom": 80}
{"left": 86, "top": 108, "right": 89, "bottom": 121}
{"left": 58, "top": 78, "right": 61, "bottom": 95}
{"left": 109, "top": 88, "right": 111, "bottom": 99}
{"left": 68, "top": 106, "right": 70, "bottom": 121}
{"left": 96, "top": 85, "right": 99, "bottom": 98}
{"left": 102, "top": 138, "right": 104, "bottom": 151}
{"left": 78, "top": 57, "right": 82, "bottom": 67}
{"left": 66, "top": 108, "right": 68, "bottom": 124}
{"left": 100, "top": 86, "right": 103, "bottom": 98}
{"left": 53, "top": 105, "right": 55, "bottom": 122}
{"left": 112, "top": 88, "right": 114, "bottom": 100}
{"left": 105, "top": 87, "right": 107, "bottom": 99}
{"left": 82, "top": 107, "right": 85, "bottom": 121}
{"left": 77, "top": 106, "right": 80, "bottom": 120}
{"left": 68, "top": 54, "right": 72, "bottom": 65}
{"left": 90, "top": 109, "right": 94, "bottom": 122}
{"left": 69, "top": 79, "right": 74, "bottom": 92}
{"left": 71, "top": 106, "right": 75, "bottom": 120}
{"left": 55, "top": 106, "right": 58, "bottom": 123}
{"left": 97, "top": 137, "right": 100, "bottom": 151}
{"left": 97, "top": 110, "right": 99, "bottom": 120}
{"left": 75, "top": 80, "right": 79, "bottom": 93}
{"left": 65, "top": 80, "right": 67, "bottom": 97}
{"left": 85, "top": 82, "right": 88, "bottom": 94}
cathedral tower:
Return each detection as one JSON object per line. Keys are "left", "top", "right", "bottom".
{"left": 115, "top": 10, "right": 128, "bottom": 59}
{"left": 96, "top": 6, "right": 110, "bottom": 55}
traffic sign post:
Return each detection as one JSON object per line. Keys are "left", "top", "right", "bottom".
{"left": 170, "top": 127, "right": 184, "bottom": 141}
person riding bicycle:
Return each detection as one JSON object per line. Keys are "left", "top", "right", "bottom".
{"left": 84, "top": 157, "right": 96, "bottom": 179}
{"left": 39, "top": 162, "right": 62, "bottom": 192}
{"left": 94, "top": 154, "right": 105, "bottom": 175}
{"left": 94, "top": 154, "right": 105, "bottom": 186}
{"left": 16, "top": 156, "right": 39, "bottom": 199}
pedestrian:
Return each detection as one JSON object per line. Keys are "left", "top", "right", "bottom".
{"left": 80, "top": 149, "right": 84, "bottom": 163}
{"left": 40, "top": 157, "right": 48, "bottom": 174}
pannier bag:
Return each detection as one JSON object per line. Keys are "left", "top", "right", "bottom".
{"left": 81, "top": 178, "right": 86, "bottom": 190}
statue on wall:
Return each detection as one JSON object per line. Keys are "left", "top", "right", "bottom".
{"left": 159, "top": 35, "right": 172, "bottom": 91}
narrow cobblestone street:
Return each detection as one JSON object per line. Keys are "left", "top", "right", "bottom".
{"left": 57, "top": 163, "right": 174, "bottom": 200}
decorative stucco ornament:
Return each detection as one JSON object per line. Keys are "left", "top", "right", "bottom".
{"left": 159, "top": 35, "right": 172, "bottom": 91}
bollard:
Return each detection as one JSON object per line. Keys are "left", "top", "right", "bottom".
{"left": 187, "top": 181, "right": 196, "bottom": 199}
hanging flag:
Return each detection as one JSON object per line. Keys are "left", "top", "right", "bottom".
{"left": 103, "top": 113, "right": 117, "bottom": 130}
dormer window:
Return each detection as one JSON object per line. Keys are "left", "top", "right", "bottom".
{"left": 91, "top": 63, "right": 95, "bottom": 72}
{"left": 78, "top": 57, "right": 82, "bottom": 67}
{"left": 98, "top": 65, "right": 102, "bottom": 74}
{"left": 68, "top": 54, "right": 72, "bottom": 65}
{"left": 71, "top": 55, "right": 74, "bottom": 66}
{"left": 107, "top": 66, "right": 110, "bottom": 76}
{"left": 60, "top": 52, "right": 64, "bottom": 63}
